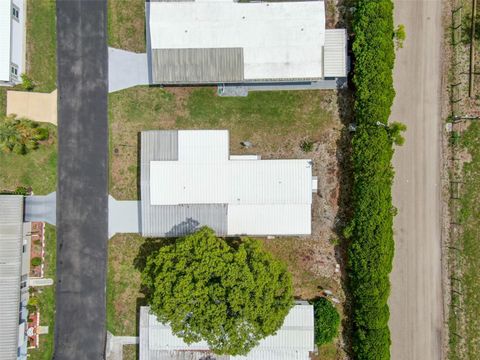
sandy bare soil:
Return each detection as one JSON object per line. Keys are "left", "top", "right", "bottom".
{"left": 389, "top": 0, "right": 445, "bottom": 359}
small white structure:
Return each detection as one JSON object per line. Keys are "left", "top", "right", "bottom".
{"left": 146, "top": 0, "right": 347, "bottom": 84}
{"left": 0, "top": 0, "right": 26, "bottom": 86}
{"left": 141, "top": 130, "right": 315, "bottom": 237}
{"left": 139, "top": 304, "right": 315, "bottom": 360}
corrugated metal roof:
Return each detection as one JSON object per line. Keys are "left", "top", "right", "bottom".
{"left": 141, "top": 131, "right": 227, "bottom": 237}
{"left": 227, "top": 204, "right": 311, "bottom": 236}
{"left": 152, "top": 48, "right": 244, "bottom": 84}
{"left": 143, "top": 130, "right": 312, "bottom": 236}
{"left": 0, "top": 0, "right": 11, "bottom": 82}
{"left": 139, "top": 305, "right": 314, "bottom": 360}
{"left": 323, "top": 29, "right": 347, "bottom": 78}
{"left": 0, "top": 195, "right": 24, "bottom": 360}
{"left": 148, "top": 1, "right": 325, "bottom": 81}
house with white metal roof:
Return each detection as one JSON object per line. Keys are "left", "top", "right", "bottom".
{"left": 145, "top": 0, "right": 347, "bottom": 85}
{"left": 140, "top": 130, "right": 316, "bottom": 237}
{"left": 0, "top": 196, "right": 28, "bottom": 360}
{"left": 139, "top": 304, "right": 315, "bottom": 360}
{"left": 0, "top": 0, "right": 26, "bottom": 86}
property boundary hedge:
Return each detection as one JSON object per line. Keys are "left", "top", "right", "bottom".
{"left": 347, "top": 0, "right": 396, "bottom": 359}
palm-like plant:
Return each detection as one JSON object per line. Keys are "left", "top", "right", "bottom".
{"left": 0, "top": 115, "right": 49, "bottom": 155}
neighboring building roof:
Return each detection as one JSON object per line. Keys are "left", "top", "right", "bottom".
{"left": 147, "top": 0, "right": 326, "bottom": 83}
{"left": 0, "top": 0, "right": 12, "bottom": 82}
{"left": 0, "top": 195, "right": 24, "bottom": 360}
{"left": 139, "top": 304, "right": 315, "bottom": 360}
{"left": 324, "top": 29, "right": 348, "bottom": 78}
{"left": 141, "top": 130, "right": 313, "bottom": 237}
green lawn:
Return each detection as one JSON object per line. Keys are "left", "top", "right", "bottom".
{"left": 109, "top": 87, "right": 335, "bottom": 199}
{"left": 449, "top": 122, "right": 480, "bottom": 359}
{"left": 108, "top": 0, "right": 145, "bottom": 53}
{"left": 0, "top": 88, "right": 6, "bottom": 115}
{"left": 107, "top": 234, "right": 145, "bottom": 336}
{"left": 26, "top": 0, "right": 57, "bottom": 92}
{"left": 28, "top": 224, "right": 56, "bottom": 360}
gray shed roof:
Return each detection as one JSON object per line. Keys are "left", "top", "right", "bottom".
{"left": 0, "top": 195, "right": 24, "bottom": 360}
{"left": 141, "top": 131, "right": 228, "bottom": 237}
{"left": 151, "top": 48, "right": 244, "bottom": 84}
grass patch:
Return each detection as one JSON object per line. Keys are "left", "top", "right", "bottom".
{"left": 261, "top": 237, "right": 340, "bottom": 300}
{"left": 0, "top": 124, "right": 57, "bottom": 194}
{"left": 449, "top": 122, "right": 480, "bottom": 359}
{"left": 107, "top": 234, "right": 145, "bottom": 336}
{"left": 108, "top": 0, "right": 145, "bottom": 53}
{"left": 0, "top": 88, "right": 6, "bottom": 115}
{"left": 28, "top": 224, "right": 56, "bottom": 360}
{"left": 123, "top": 344, "right": 138, "bottom": 360}
{"left": 26, "top": 0, "right": 57, "bottom": 92}
{"left": 109, "top": 87, "right": 334, "bottom": 199}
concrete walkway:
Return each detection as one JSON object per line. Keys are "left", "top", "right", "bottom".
{"left": 108, "top": 196, "right": 141, "bottom": 238}
{"left": 29, "top": 278, "right": 54, "bottom": 287}
{"left": 24, "top": 192, "right": 56, "bottom": 226}
{"left": 108, "top": 47, "right": 149, "bottom": 93}
{"left": 105, "top": 332, "right": 138, "bottom": 360}
{"left": 6, "top": 90, "right": 57, "bottom": 124}
{"left": 218, "top": 78, "right": 346, "bottom": 97}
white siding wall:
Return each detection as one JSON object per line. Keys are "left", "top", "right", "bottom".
{"left": 11, "top": 0, "right": 26, "bottom": 84}
{"left": 0, "top": 0, "right": 12, "bottom": 82}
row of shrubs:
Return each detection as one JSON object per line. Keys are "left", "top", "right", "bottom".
{"left": 346, "top": 0, "right": 397, "bottom": 359}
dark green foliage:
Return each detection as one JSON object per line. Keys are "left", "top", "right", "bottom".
{"left": 141, "top": 227, "right": 293, "bottom": 356}
{"left": 313, "top": 298, "right": 340, "bottom": 346}
{"left": 21, "top": 73, "right": 35, "bottom": 91}
{"left": 31, "top": 257, "right": 42, "bottom": 267}
{"left": 300, "top": 139, "right": 315, "bottom": 153}
{"left": 348, "top": 0, "right": 397, "bottom": 358}
{"left": 0, "top": 116, "right": 50, "bottom": 154}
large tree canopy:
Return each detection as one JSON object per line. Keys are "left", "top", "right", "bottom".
{"left": 141, "top": 227, "right": 293, "bottom": 355}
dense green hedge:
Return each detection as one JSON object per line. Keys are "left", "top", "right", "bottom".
{"left": 347, "top": 0, "right": 396, "bottom": 359}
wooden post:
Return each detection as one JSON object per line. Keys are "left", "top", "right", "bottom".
{"left": 469, "top": 0, "right": 477, "bottom": 97}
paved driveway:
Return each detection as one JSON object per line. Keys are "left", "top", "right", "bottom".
{"left": 55, "top": 1, "right": 109, "bottom": 359}
{"left": 389, "top": 0, "right": 444, "bottom": 359}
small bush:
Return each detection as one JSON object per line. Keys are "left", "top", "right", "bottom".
{"left": 394, "top": 24, "right": 406, "bottom": 49}
{"left": 313, "top": 298, "right": 340, "bottom": 346}
{"left": 31, "top": 257, "right": 42, "bottom": 267}
{"left": 21, "top": 73, "right": 35, "bottom": 91}
{"left": 300, "top": 140, "right": 315, "bottom": 153}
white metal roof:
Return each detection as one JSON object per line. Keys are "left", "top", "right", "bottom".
{"left": 148, "top": 1, "right": 325, "bottom": 80}
{"left": 149, "top": 130, "right": 312, "bottom": 235}
{"left": 140, "top": 304, "right": 314, "bottom": 360}
{"left": 0, "top": 196, "right": 24, "bottom": 360}
{"left": 0, "top": 0, "right": 12, "bottom": 82}
{"left": 324, "top": 29, "right": 348, "bottom": 78}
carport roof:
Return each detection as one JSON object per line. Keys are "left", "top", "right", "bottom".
{"left": 0, "top": 195, "right": 24, "bottom": 360}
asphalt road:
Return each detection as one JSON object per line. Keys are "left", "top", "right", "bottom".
{"left": 54, "top": 1, "right": 108, "bottom": 359}
{"left": 389, "top": 0, "right": 444, "bottom": 359}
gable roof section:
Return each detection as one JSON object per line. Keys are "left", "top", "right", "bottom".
{"left": 0, "top": 195, "right": 24, "bottom": 360}
{"left": 0, "top": 1, "right": 12, "bottom": 82}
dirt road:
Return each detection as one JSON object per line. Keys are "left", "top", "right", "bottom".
{"left": 389, "top": 0, "right": 445, "bottom": 359}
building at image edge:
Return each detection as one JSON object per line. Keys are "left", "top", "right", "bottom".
{"left": 145, "top": 0, "right": 347, "bottom": 85}
{"left": 139, "top": 304, "right": 314, "bottom": 360}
